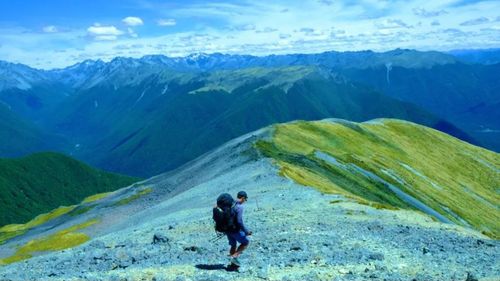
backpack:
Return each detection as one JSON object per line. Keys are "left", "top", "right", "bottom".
{"left": 213, "top": 193, "right": 238, "bottom": 233}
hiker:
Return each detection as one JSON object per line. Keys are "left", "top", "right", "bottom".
{"left": 227, "top": 191, "right": 252, "bottom": 263}
{"left": 213, "top": 191, "right": 252, "bottom": 267}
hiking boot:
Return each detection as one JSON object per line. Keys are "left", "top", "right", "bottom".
{"left": 230, "top": 257, "right": 241, "bottom": 267}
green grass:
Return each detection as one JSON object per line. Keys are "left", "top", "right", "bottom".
{"left": 82, "top": 192, "right": 113, "bottom": 204}
{"left": 189, "top": 66, "right": 316, "bottom": 94}
{"left": 0, "top": 152, "right": 140, "bottom": 227}
{"left": 67, "top": 205, "right": 95, "bottom": 217}
{"left": 113, "top": 187, "right": 153, "bottom": 206}
{"left": 257, "top": 119, "right": 500, "bottom": 238}
{"left": 0, "top": 218, "right": 99, "bottom": 265}
{"left": 0, "top": 205, "right": 76, "bottom": 245}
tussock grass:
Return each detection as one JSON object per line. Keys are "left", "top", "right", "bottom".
{"left": 82, "top": 192, "right": 113, "bottom": 204}
{"left": 0, "top": 206, "right": 76, "bottom": 245}
{"left": 257, "top": 119, "right": 500, "bottom": 238}
{"left": 0, "top": 219, "right": 99, "bottom": 265}
{"left": 114, "top": 187, "right": 153, "bottom": 206}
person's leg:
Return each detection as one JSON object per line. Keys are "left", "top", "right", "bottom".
{"left": 227, "top": 233, "right": 237, "bottom": 256}
{"left": 233, "top": 243, "right": 248, "bottom": 257}
{"left": 230, "top": 231, "right": 250, "bottom": 258}
{"left": 229, "top": 245, "right": 237, "bottom": 256}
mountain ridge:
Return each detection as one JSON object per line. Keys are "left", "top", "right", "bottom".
{"left": 0, "top": 118, "right": 498, "bottom": 280}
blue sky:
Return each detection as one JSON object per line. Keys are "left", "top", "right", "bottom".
{"left": 0, "top": 0, "right": 499, "bottom": 69}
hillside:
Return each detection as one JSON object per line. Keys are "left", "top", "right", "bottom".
{"left": 0, "top": 119, "right": 497, "bottom": 280}
{"left": 1, "top": 49, "right": 497, "bottom": 174}
{"left": 0, "top": 152, "right": 140, "bottom": 226}
{"left": 338, "top": 63, "right": 500, "bottom": 152}
{"left": 44, "top": 66, "right": 471, "bottom": 177}
{"left": 0, "top": 104, "right": 68, "bottom": 158}
{"left": 257, "top": 119, "right": 499, "bottom": 237}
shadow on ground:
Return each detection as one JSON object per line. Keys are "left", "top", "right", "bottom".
{"left": 195, "top": 264, "right": 239, "bottom": 272}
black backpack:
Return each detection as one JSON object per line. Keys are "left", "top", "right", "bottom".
{"left": 213, "top": 193, "right": 238, "bottom": 233}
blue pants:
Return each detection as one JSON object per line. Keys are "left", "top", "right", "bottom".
{"left": 226, "top": 230, "right": 249, "bottom": 247}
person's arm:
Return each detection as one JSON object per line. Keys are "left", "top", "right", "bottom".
{"left": 236, "top": 205, "right": 251, "bottom": 235}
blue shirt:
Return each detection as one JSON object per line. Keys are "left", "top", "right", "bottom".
{"left": 235, "top": 201, "right": 250, "bottom": 234}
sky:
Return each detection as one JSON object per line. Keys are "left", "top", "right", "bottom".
{"left": 0, "top": 0, "right": 499, "bottom": 69}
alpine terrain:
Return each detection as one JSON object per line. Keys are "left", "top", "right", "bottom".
{"left": 0, "top": 119, "right": 498, "bottom": 281}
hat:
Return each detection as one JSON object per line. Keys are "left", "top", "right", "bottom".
{"left": 237, "top": 191, "right": 248, "bottom": 199}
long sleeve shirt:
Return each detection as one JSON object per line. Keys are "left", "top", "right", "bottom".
{"left": 235, "top": 202, "right": 250, "bottom": 235}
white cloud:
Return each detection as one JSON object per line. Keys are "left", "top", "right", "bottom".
{"left": 460, "top": 17, "right": 490, "bottom": 26}
{"left": 2, "top": 0, "right": 500, "bottom": 69}
{"left": 87, "top": 24, "right": 123, "bottom": 36}
{"left": 157, "top": 19, "right": 176, "bottom": 26}
{"left": 375, "top": 19, "right": 411, "bottom": 29}
{"left": 256, "top": 27, "right": 278, "bottom": 33}
{"left": 122, "top": 17, "right": 144, "bottom": 26}
{"left": 128, "top": 27, "right": 138, "bottom": 38}
{"left": 412, "top": 8, "right": 447, "bottom": 18}
{"left": 43, "top": 25, "right": 58, "bottom": 33}
{"left": 95, "top": 35, "right": 119, "bottom": 41}
{"left": 87, "top": 24, "right": 124, "bottom": 41}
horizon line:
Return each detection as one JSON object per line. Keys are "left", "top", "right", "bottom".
{"left": 2, "top": 47, "right": 500, "bottom": 71}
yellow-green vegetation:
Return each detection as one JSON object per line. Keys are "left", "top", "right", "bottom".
{"left": 68, "top": 205, "right": 95, "bottom": 217}
{"left": 0, "top": 191, "right": 111, "bottom": 245}
{"left": 0, "top": 205, "right": 75, "bottom": 245}
{"left": 114, "top": 187, "right": 153, "bottom": 206}
{"left": 257, "top": 119, "right": 500, "bottom": 238}
{"left": 189, "top": 66, "right": 316, "bottom": 94}
{"left": 0, "top": 218, "right": 99, "bottom": 265}
{"left": 82, "top": 192, "right": 113, "bottom": 204}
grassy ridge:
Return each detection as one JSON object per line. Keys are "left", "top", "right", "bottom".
{"left": 0, "top": 152, "right": 140, "bottom": 227}
{"left": 257, "top": 119, "right": 500, "bottom": 238}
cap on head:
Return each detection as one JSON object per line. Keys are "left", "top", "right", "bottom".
{"left": 237, "top": 191, "right": 248, "bottom": 199}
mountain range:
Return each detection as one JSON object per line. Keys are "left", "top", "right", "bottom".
{"left": 0, "top": 49, "right": 500, "bottom": 176}
{"left": 1, "top": 49, "right": 498, "bottom": 177}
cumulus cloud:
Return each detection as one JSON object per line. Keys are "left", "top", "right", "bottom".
{"left": 255, "top": 27, "right": 277, "bottom": 33}
{"left": 128, "top": 27, "right": 138, "bottom": 38}
{"left": 122, "top": 17, "right": 144, "bottom": 26}
{"left": 317, "top": 0, "right": 334, "bottom": 5}
{"left": 299, "top": 27, "right": 315, "bottom": 33}
{"left": 87, "top": 24, "right": 124, "bottom": 40}
{"left": 42, "top": 25, "right": 58, "bottom": 33}
{"left": 235, "top": 24, "right": 256, "bottom": 31}
{"left": 412, "top": 8, "right": 447, "bottom": 17}
{"left": 279, "top": 33, "right": 291, "bottom": 39}
{"left": 157, "top": 19, "right": 176, "bottom": 26}
{"left": 376, "top": 19, "right": 411, "bottom": 29}
{"left": 460, "top": 17, "right": 490, "bottom": 26}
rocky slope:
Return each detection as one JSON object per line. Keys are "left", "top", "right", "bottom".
{"left": 0, "top": 119, "right": 498, "bottom": 281}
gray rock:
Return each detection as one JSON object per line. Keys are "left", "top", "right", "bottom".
{"left": 89, "top": 240, "right": 106, "bottom": 249}
{"left": 465, "top": 272, "right": 478, "bottom": 281}
{"left": 368, "top": 253, "right": 384, "bottom": 261}
{"left": 257, "top": 264, "right": 269, "bottom": 279}
{"left": 153, "top": 233, "right": 170, "bottom": 245}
